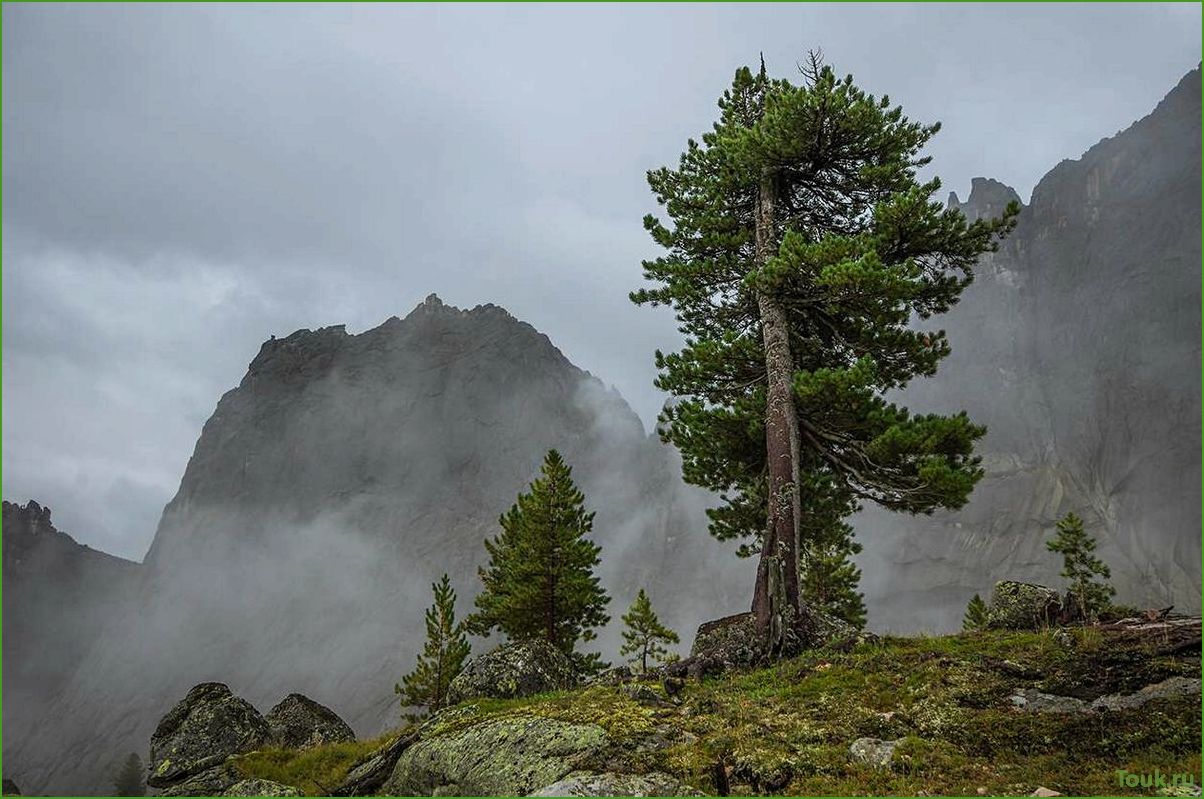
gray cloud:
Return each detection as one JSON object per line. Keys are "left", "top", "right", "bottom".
{"left": 3, "top": 2, "right": 1199, "bottom": 559}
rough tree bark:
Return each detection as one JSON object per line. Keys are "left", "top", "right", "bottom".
{"left": 750, "top": 169, "right": 804, "bottom": 651}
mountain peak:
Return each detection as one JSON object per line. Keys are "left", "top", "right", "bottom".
{"left": 947, "top": 177, "right": 1023, "bottom": 222}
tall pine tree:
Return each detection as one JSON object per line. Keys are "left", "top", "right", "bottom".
{"left": 395, "top": 574, "right": 471, "bottom": 717}
{"left": 467, "top": 450, "right": 610, "bottom": 669}
{"left": 619, "top": 589, "right": 680, "bottom": 671}
{"left": 633, "top": 53, "right": 1017, "bottom": 652}
{"left": 1046, "top": 512, "right": 1114, "bottom": 621}
{"left": 112, "top": 752, "right": 145, "bottom": 797}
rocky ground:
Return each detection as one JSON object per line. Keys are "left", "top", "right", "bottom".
{"left": 166, "top": 597, "right": 1201, "bottom": 797}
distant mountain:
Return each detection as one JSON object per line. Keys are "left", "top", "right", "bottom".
{"left": 4, "top": 295, "right": 748, "bottom": 795}
{"left": 2, "top": 500, "right": 139, "bottom": 701}
{"left": 858, "top": 67, "right": 1202, "bottom": 630}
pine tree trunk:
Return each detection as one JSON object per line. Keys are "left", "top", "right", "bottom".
{"left": 751, "top": 169, "right": 803, "bottom": 651}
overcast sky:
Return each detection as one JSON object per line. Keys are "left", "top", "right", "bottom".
{"left": 3, "top": 3, "right": 1199, "bottom": 560}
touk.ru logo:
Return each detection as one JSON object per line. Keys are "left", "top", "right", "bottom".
{"left": 1115, "top": 768, "right": 1199, "bottom": 791}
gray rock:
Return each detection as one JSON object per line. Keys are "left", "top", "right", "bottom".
{"left": 158, "top": 764, "right": 243, "bottom": 797}
{"left": 383, "top": 714, "right": 608, "bottom": 796}
{"left": 224, "top": 778, "right": 302, "bottom": 796}
{"left": 332, "top": 731, "right": 417, "bottom": 796}
{"left": 446, "top": 640, "right": 574, "bottom": 704}
{"left": 617, "top": 682, "right": 665, "bottom": 705}
{"left": 265, "top": 693, "right": 355, "bottom": 749}
{"left": 849, "top": 737, "right": 905, "bottom": 769}
{"left": 1091, "top": 677, "right": 1201, "bottom": 712}
{"left": 588, "top": 666, "right": 634, "bottom": 686}
{"left": 528, "top": 771, "right": 700, "bottom": 796}
{"left": 1009, "top": 689, "right": 1087, "bottom": 714}
{"left": 1011, "top": 677, "right": 1201, "bottom": 714}
{"left": 987, "top": 582, "right": 1062, "bottom": 630}
{"left": 148, "top": 683, "right": 273, "bottom": 788}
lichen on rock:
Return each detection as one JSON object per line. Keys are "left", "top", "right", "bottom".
{"left": 528, "top": 770, "right": 701, "bottom": 796}
{"left": 849, "top": 737, "right": 905, "bottom": 769}
{"left": 988, "top": 581, "right": 1063, "bottom": 630}
{"left": 446, "top": 639, "right": 575, "bottom": 704}
{"left": 223, "top": 778, "right": 302, "bottom": 796}
{"left": 149, "top": 683, "right": 273, "bottom": 789}
{"left": 382, "top": 714, "right": 608, "bottom": 796}
{"left": 265, "top": 693, "right": 355, "bottom": 749}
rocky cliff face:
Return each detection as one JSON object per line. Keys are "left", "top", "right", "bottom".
{"left": 5, "top": 296, "right": 749, "bottom": 795}
{"left": 858, "top": 67, "right": 1202, "bottom": 630}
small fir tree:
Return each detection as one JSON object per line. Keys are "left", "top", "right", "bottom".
{"left": 466, "top": 450, "right": 611, "bottom": 669}
{"left": 113, "top": 752, "right": 145, "bottom": 797}
{"left": 619, "top": 589, "right": 681, "bottom": 671}
{"left": 962, "top": 593, "right": 990, "bottom": 632}
{"left": 1046, "top": 512, "right": 1114, "bottom": 621}
{"left": 395, "top": 574, "right": 471, "bottom": 718}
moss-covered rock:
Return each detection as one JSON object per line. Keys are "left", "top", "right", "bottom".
{"left": 689, "top": 613, "right": 762, "bottom": 665}
{"left": 382, "top": 714, "right": 608, "bottom": 796}
{"left": 223, "top": 778, "right": 302, "bottom": 796}
{"left": 149, "top": 683, "right": 273, "bottom": 788}
{"left": 446, "top": 640, "right": 575, "bottom": 704}
{"left": 988, "top": 581, "right": 1062, "bottom": 630}
{"left": 528, "top": 770, "right": 701, "bottom": 796}
{"left": 265, "top": 693, "right": 355, "bottom": 749}
{"left": 158, "top": 763, "right": 243, "bottom": 796}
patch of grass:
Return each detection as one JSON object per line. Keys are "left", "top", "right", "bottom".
{"left": 231, "top": 732, "right": 397, "bottom": 796}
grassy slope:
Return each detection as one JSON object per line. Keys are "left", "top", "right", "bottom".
{"left": 236, "top": 628, "right": 1201, "bottom": 796}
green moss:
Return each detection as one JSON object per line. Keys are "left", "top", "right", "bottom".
{"left": 230, "top": 733, "right": 396, "bottom": 796}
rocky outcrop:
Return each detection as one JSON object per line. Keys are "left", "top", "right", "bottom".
{"left": 860, "top": 67, "right": 1202, "bottom": 631}
{"left": 148, "top": 683, "right": 273, "bottom": 789}
{"left": 528, "top": 771, "right": 700, "bottom": 797}
{"left": 331, "top": 731, "right": 417, "bottom": 797}
{"left": 1011, "top": 676, "right": 1202, "bottom": 714}
{"left": 383, "top": 715, "right": 609, "bottom": 796}
{"left": 987, "top": 581, "right": 1063, "bottom": 630}
{"left": 446, "top": 640, "right": 575, "bottom": 704}
{"left": 265, "top": 694, "right": 354, "bottom": 749}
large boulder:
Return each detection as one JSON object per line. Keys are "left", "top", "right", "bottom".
{"left": 446, "top": 640, "right": 574, "bottom": 704}
{"left": 148, "top": 683, "right": 273, "bottom": 788}
{"left": 689, "top": 613, "right": 762, "bottom": 664}
{"left": 528, "top": 771, "right": 700, "bottom": 796}
{"left": 988, "top": 581, "right": 1063, "bottom": 630}
{"left": 382, "top": 715, "right": 608, "bottom": 796}
{"left": 265, "top": 693, "right": 355, "bottom": 749}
